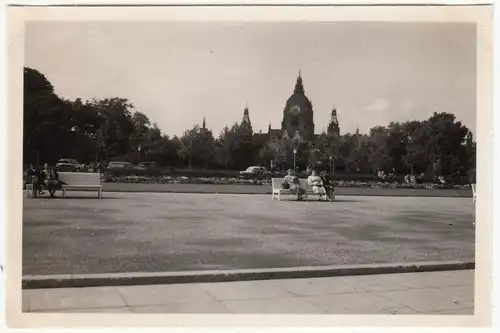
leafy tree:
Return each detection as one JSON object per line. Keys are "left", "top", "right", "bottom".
{"left": 178, "top": 125, "right": 201, "bottom": 169}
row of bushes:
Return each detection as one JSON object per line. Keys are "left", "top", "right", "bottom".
{"left": 103, "top": 174, "right": 472, "bottom": 190}
{"left": 105, "top": 168, "right": 472, "bottom": 184}
{"left": 107, "top": 167, "right": 243, "bottom": 178}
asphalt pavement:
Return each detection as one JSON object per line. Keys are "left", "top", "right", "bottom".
{"left": 23, "top": 192, "right": 475, "bottom": 276}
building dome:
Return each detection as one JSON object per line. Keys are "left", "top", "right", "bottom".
{"left": 281, "top": 70, "right": 315, "bottom": 141}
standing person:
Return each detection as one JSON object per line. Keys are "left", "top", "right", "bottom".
{"left": 283, "top": 169, "right": 305, "bottom": 201}
{"left": 319, "top": 171, "right": 335, "bottom": 201}
{"left": 307, "top": 170, "right": 327, "bottom": 201}
{"left": 33, "top": 164, "right": 47, "bottom": 196}
{"left": 305, "top": 166, "right": 313, "bottom": 177}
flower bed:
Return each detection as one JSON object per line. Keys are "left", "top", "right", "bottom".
{"left": 103, "top": 174, "right": 472, "bottom": 190}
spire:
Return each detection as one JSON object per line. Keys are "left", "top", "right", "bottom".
{"left": 202, "top": 116, "right": 206, "bottom": 129}
{"left": 294, "top": 69, "right": 304, "bottom": 94}
{"left": 241, "top": 102, "right": 253, "bottom": 133}
{"left": 355, "top": 124, "right": 360, "bottom": 151}
{"left": 327, "top": 105, "right": 340, "bottom": 136}
{"left": 268, "top": 123, "right": 271, "bottom": 132}
{"left": 242, "top": 104, "right": 250, "bottom": 124}
{"left": 330, "top": 107, "right": 338, "bottom": 124}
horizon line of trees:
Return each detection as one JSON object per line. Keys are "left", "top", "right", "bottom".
{"left": 24, "top": 67, "right": 476, "bottom": 181}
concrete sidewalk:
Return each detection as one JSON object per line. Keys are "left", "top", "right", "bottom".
{"left": 23, "top": 270, "right": 474, "bottom": 315}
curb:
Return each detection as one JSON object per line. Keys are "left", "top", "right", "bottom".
{"left": 22, "top": 260, "right": 474, "bottom": 289}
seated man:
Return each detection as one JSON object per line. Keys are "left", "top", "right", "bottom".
{"left": 283, "top": 169, "right": 305, "bottom": 201}
{"left": 33, "top": 165, "right": 47, "bottom": 196}
{"left": 319, "top": 171, "right": 335, "bottom": 201}
{"left": 45, "top": 166, "right": 62, "bottom": 198}
{"left": 307, "top": 170, "right": 327, "bottom": 201}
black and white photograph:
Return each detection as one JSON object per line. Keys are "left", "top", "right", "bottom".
{"left": 5, "top": 4, "right": 493, "bottom": 328}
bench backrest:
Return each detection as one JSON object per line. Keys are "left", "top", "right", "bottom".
{"left": 59, "top": 172, "right": 101, "bottom": 186}
{"left": 271, "top": 177, "right": 310, "bottom": 190}
{"left": 299, "top": 178, "right": 313, "bottom": 190}
{"left": 271, "top": 178, "right": 285, "bottom": 189}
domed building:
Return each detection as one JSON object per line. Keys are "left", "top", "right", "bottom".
{"left": 280, "top": 70, "right": 315, "bottom": 142}
{"left": 236, "top": 70, "right": 341, "bottom": 170}
{"left": 249, "top": 70, "right": 340, "bottom": 145}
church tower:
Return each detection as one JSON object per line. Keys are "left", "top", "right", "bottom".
{"left": 200, "top": 116, "right": 208, "bottom": 134}
{"left": 281, "top": 70, "right": 315, "bottom": 142}
{"left": 241, "top": 102, "right": 253, "bottom": 133}
{"left": 327, "top": 106, "right": 340, "bottom": 136}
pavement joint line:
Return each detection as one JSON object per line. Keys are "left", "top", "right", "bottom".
{"left": 22, "top": 260, "right": 474, "bottom": 289}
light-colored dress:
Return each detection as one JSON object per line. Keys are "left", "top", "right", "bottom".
{"left": 307, "top": 175, "right": 326, "bottom": 195}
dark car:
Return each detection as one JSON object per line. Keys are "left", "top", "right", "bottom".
{"left": 55, "top": 159, "right": 81, "bottom": 172}
{"left": 239, "top": 166, "right": 272, "bottom": 179}
{"left": 135, "top": 162, "right": 161, "bottom": 175}
{"left": 107, "top": 161, "right": 135, "bottom": 174}
{"left": 135, "top": 162, "right": 159, "bottom": 171}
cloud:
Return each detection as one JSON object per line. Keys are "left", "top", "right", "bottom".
{"left": 363, "top": 98, "right": 390, "bottom": 113}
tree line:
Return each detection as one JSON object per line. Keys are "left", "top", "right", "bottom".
{"left": 24, "top": 67, "right": 476, "bottom": 181}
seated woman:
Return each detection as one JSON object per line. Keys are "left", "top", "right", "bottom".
{"left": 307, "top": 170, "right": 327, "bottom": 201}
{"left": 283, "top": 169, "right": 305, "bottom": 201}
{"left": 319, "top": 171, "right": 335, "bottom": 201}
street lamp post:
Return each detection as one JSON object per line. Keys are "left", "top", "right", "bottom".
{"left": 329, "top": 156, "right": 333, "bottom": 174}
{"left": 138, "top": 145, "right": 142, "bottom": 164}
{"left": 293, "top": 148, "right": 297, "bottom": 172}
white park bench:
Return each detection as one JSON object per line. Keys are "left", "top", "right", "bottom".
{"left": 25, "top": 172, "right": 103, "bottom": 199}
{"left": 271, "top": 177, "right": 312, "bottom": 201}
{"left": 59, "top": 172, "right": 103, "bottom": 199}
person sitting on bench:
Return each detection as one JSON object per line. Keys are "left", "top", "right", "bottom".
{"left": 45, "top": 166, "right": 61, "bottom": 198}
{"left": 307, "top": 170, "right": 327, "bottom": 201}
{"left": 320, "top": 171, "right": 334, "bottom": 201}
{"left": 283, "top": 169, "right": 305, "bottom": 201}
{"left": 33, "top": 165, "right": 47, "bottom": 196}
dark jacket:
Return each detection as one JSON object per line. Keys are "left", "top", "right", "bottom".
{"left": 320, "top": 176, "right": 332, "bottom": 187}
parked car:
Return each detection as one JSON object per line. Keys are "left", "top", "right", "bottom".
{"left": 135, "top": 161, "right": 159, "bottom": 171}
{"left": 107, "top": 161, "right": 136, "bottom": 174}
{"left": 239, "top": 166, "right": 272, "bottom": 179}
{"left": 55, "top": 159, "right": 81, "bottom": 172}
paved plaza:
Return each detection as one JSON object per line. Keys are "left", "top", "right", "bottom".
{"left": 23, "top": 270, "right": 474, "bottom": 314}
{"left": 23, "top": 192, "right": 475, "bottom": 276}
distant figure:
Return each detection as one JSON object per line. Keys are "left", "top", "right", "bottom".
{"left": 305, "top": 166, "right": 313, "bottom": 177}
{"left": 307, "top": 170, "right": 327, "bottom": 201}
{"left": 283, "top": 169, "right": 305, "bottom": 201}
{"left": 320, "top": 171, "right": 335, "bottom": 201}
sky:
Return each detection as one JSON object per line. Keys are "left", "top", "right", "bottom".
{"left": 25, "top": 21, "right": 476, "bottom": 137}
